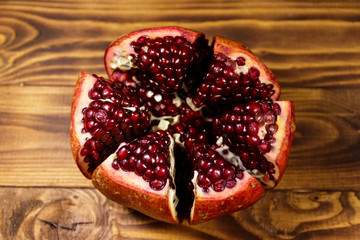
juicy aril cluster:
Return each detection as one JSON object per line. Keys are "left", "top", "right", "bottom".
{"left": 70, "top": 27, "right": 295, "bottom": 224}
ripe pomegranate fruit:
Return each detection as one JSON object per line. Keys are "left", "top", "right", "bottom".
{"left": 70, "top": 27, "right": 295, "bottom": 224}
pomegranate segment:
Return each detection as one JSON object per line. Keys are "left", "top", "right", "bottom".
{"left": 71, "top": 27, "right": 295, "bottom": 224}
{"left": 92, "top": 130, "right": 179, "bottom": 224}
{"left": 113, "top": 130, "right": 172, "bottom": 191}
{"left": 212, "top": 101, "right": 280, "bottom": 178}
{"left": 191, "top": 143, "right": 244, "bottom": 193}
{"left": 104, "top": 27, "right": 207, "bottom": 85}
{"left": 71, "top": 72, "right": 151, "bottom": 178}
{"left": 92, "top": 149, "right": 179, "bottom": 224}
{"left": 130, "top": 34, "right": 208, "bottom": 95}
{"left": 212, "top": 35, "right": 280, "bottom": 102}
{"left": 192, "top": 53, "right": 276, "bottom": 111}
{"left": 190, "top": 170, "right": 265, "bottom": 225}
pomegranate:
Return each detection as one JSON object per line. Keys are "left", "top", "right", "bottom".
{"left": 70, "top": 27, "right": 295, "bottom": 224}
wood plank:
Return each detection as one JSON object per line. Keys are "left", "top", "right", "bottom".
{"left": 1, "top": 1, "right": 360, "bottom": 87}
{"left": 0, "top": 85, "right": 359, "bottom": 190}
{"left": 1, "top": 0, "right": 359, "bottom": 238}
{"left": 0, "top": 187, "right": 359, "bottom": 239}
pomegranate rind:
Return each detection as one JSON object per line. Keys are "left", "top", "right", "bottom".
{"left": 104, "top": 26, "right": 204, "bottom": 81}
{"left": 189, "top": 171, "right": 264, "bottom": 225}
{"left": 92, "top": 153, "right": 179, "bottom": 224}
{"left": 213, "top": 35, "right": 281, "bottom": 101}
{"left": 70, "top": 72, "right": 96, "bottom": 179}
{"left": 263, "top": 101, "right": 295, "bottom": 188}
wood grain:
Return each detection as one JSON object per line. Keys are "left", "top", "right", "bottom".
{"left": 1, "top": 187, "right": 359, "bottom": 240}
{"left": 1, "top": 1, "right": 360, "bottom": 87}
{"left": 1, "top": 0, "right": 360, "bottom": 239}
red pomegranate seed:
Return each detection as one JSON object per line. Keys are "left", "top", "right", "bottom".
{"left": 212, "top": 179, "right": 226, "bottom": 192}
{"left": 258, "top": 140, "right": 271, "bottom": 153}
{"left": 207, "top": 166, "right": 222, "bottom": 182}
{"left": 236, "top": 56, "right": 246, "bottom": 66}
{"left": 222, "top": 166, "right": 235, "bottom": 181}
{"left": 150, "top": 179, "right": 166, "bottom": 190}
{"left": 136, "top": 160, "right": 147, "bottom": 175}
{"left": 264, "top": 111, "right": 276, "bottom": 123}
{"left": 154, "top": 165, "right": 168, "bottom": 179}
{"left": 197, "top": 174, "right": 211, "bottom": 188}
{"left": 248, "top": 67, "right": 260, "bottom": 80}
{"left": 226, "top": 179, "right": 237, "bottom": 188}
{"left": 266, "top": 123, "right": 278, "bottom": 134}
{"left": 245, "top": 102, "right": 261, "bottom": 115}
{"left": 248, "top": 122, "right": 259, "bottom": 136}
{"left": 143, "top": 169, "right": 154, "bottom": 181}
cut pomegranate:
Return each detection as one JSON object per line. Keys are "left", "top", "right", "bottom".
{"left": 71, "top": 27, "right": 295, "bottom": 224}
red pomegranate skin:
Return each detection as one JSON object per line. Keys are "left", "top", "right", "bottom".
{"left": 92, "top": 161, "right": 179, "bottom": 224}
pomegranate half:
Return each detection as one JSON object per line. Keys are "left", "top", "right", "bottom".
{"left": 70, "top": 26, "right": 295, "bottom": 224}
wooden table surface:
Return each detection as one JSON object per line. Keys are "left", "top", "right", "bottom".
{"left": 1, "top": 0, "right": 360, "bottom": 239}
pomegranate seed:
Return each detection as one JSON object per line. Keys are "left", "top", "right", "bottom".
{"left": 236, "top": 170, "right": 244, "bottom": 180}
{"left": 246, "top": 135, "right": 260, "bottom": 147}
{"left": 112, "top": 160, "right": 120, "bottom": 170}
{"left": 266, "top": 123, "right": 278, "bottom": 134}
{"left": 207, "top": 167, "right": 222, "bottom": 182}
{"left": 119, "top": 159, "right": 130, "bottom": 171}
{"left": 272, "top": 103, "right": 281, "bottom": 115}
{"left": 214, "top": 53, "right": 227, "bottom": 63}
{"left": 248, "top": 67, "right": 260, "bottom": 80}
{"left": 222, "top": 166, "right": 235, "bottom": 181}
{"left": 155, "top": 165, "right": 168, "bottom": 179}
{"left": 136, "top": 160, "right": 147, "bottom": 175}
{"left": 240, "top": 152, "right": 251, "bottom": 164}
{"left": 258, "top": 140, "right": 271, "bottom": 153}
{"left": 245, "top": 102, "right": 261, "bottom": 115}
{"left": 226, "top": 179, "right": 237, "bottom": 188}
{"left": 248, "top": 122, "right": 259, "bottom": 136}
{"left": 255, "top": 112, "right": 264, "bottom": 123}
{"left": 212, "top": 179, "right": 226, "bottom": 192}
{"left": 89, "top": 90, "right": 101, "bottom": 99}
{"left": 94, "top": 109, "right": 107, "bottom": 122}
{"left": 197, "top": 174, "right": 211, "bottom": 188}
{"left": 143, "top": 169, "right": 154, "bottom": 181}
{"left": 198, "top": 159, "right": 212, "bottom": 171}
{"left": 150, "top": 179, "right": 166, "bottom": 190}
{"left": 236, "top": 56, "right": 246, "bottom": 66}
{"left": 264, "top": 111, "right": 276, "bottom": 123}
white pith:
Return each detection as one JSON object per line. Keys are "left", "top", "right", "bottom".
{"left": 110, "top": 53, "right": 135, "bottom": 71}
{"left": 234, "top": 61, "right": 249, "bottom": 75}
{"left": 74, "top": 75, "right": 94, "bottom": 173}
{"left": 186, "top": 97, "right": 204, "bottom": 112}
{"left": 215, "top": 137, "right": 245, "bottom": 170}
{"left": 189, "top": 170, "right": 199, "bottom": 220}
{"left": 213, "top": 135, "right": 278, "bottom": 187}
{"left": 167, "top": 133, "right": 179, "bottom": 218}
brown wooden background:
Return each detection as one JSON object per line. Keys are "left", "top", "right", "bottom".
{"left": 1, "top": 0, "right": 360, "bottom": 239}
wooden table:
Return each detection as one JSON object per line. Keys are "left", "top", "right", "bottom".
{"left": 1, "top": 1, "right": 359, "bottom": 239}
